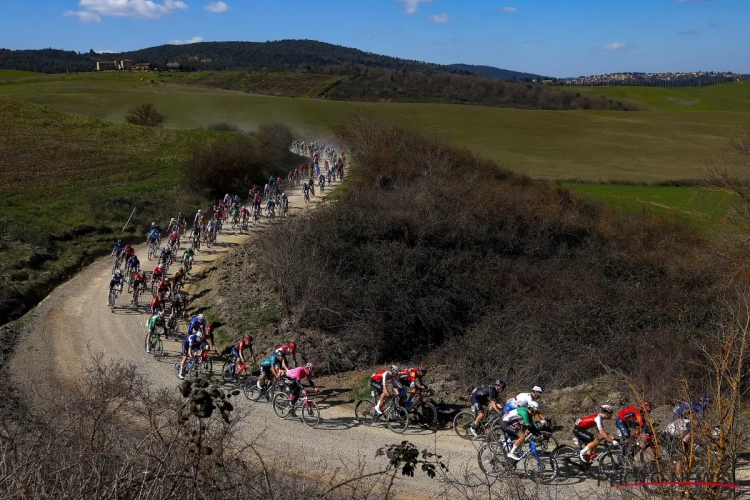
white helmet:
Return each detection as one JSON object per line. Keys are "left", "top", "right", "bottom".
{"left": 197, "top": 313, "right": 205, "bottom": 321}
{"left": 532, "top": 386, "right": 543, "bottom": 394}
{"left": 528, "top": 401, "right": 540, "bottom": 411}
{"left": 196, "top": 332, "right": 204, "bottom": 340}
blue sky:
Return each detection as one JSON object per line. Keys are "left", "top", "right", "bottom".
{"left": 1, "top": 0, "right": 746, "bottom": 77}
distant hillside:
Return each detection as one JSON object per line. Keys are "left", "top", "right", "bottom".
{"left": 0, "top": 48, "right": 94, "bottom": 74}
{"left": 448, "top": 63, "right": 542, "bottom": 81}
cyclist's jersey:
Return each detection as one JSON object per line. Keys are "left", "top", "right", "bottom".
{"left": 303, "top": 183, "right": 310, "bottom": 192}
{"left": 160, "top": 248, "right": 172, "bottom": 259}
{"left": 233, "top": 339, "right": 251, "bottom": 352}
{"left": 575, "top": 413, "right": 605, "bottom": 430}
{"left": 286, "top": 366, "right": 315, "bottom": 386}
{"left": 127, "top": 256, "right": 140, "bottom": 268}
{"left": 133, "top": 271, "right": 147, "bottom": 282}
{"left": 173, "top": 269, "right": 185, "bottom": 281}
{"left": 402, "top": 368, "right": 423, "bottom": 385}
{"left": 240, "top": 207, "right": 250, "bottom": 216}
{"left": 147, "top": 315, "right": 165, "bottom": 330}
{"left": 188, "top": 317, "right": 206, "bottom": 332}
{"left": 371, "top": 369, "right": 403, "bottom": 388}
{"left": 274, "top": 345, "right": 293, "bottom": 358}
{"left": 253, "top": 194, "right": 261, "bottom": 203}
{"left": 471, "top": 385, "right": 501, "bottom": 403}
{"left": 183, "top": 249, "right": 194, "bottom": 259}
{"left": 260, "top": 353, "right": 282, "bottom": 367}
{"left": 514, "top": 393, "right": 536, "bottom": 407}
{"left": 151, "top": 296, "right": 163, "bottom": 309}
{"left": 503, "top": 407, "right": 532, "bottom": 426}
{"left": 183, "top": 334, "right": 203, "bottom": 350}
{"left": 169, "top": 231, "right": 179, "bottom": 241}
{"left": 266, "top": 199, "right": 275, "bottom": 207}
{"left": 148, "top": 229, "right": 159, "bottom": 241}
{"left": 111, "top": 273, "right": 124, "bottom": 284}
{"left": 673, "top": 402, "right": 704, "bottom": 420}
{"left": 152, "top": 266, "right": 164, "bottom": 277}
{"left": 124, "top": 246, "right": 135, "bottom": 258}
{"left": 617, "top": 406, "right": 645, "bottom": 426}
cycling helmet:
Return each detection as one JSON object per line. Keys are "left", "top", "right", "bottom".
{"left": 391, "top": 364, "right": 400, "bottom": 372}
{"left": 244, "top": 334, "right": 252, "bottom": 342}
{"left": 288, "top": 342, "right": 297, "bottom": 351}
{"left": 515, "top": 399, "right": 529, "bottom": 408}
{"left": 306, "top": 362, "right": 314, "bottom": 372}
{"left": 641, "top": 401, "right": 653, "bottom": 413}
{"left": 196, "top": 332, "right": 204, "bottom": 340}
{"left": 532, "top": 386, "right": 543, "bottom": 394}
{"left": 151, "top": 222, "right": 156, "bottom": 227}
{"left": 528, "top": 401, "right": 540, "bottom": 411}
{"left": 699, "top": 395, "right": 711, "bottom": 406}
{"left": 205, "top": 325, "right": 212, "bottom": 333}
{"left": 116, "top": 239, "right": 122, "bottom": 245}
{"left": 197, "top": 313, "right": 205, "bottom": 321}
{"left": 494, "top": 379, "right": 507, "bottom": 391}
{"left": 417, "top": 364, "right": 427, "bottom": 374}
{"left": 601, "top": 405, "right": 614, "bottom": 414}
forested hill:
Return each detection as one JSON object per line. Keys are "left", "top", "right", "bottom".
{"left": 448, "top": 63, "right": 544, "bottom": 81}
{"left": 0, "top": 40, "right": 538, "bottom": 79}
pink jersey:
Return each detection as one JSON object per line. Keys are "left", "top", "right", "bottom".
{"left": 286, "top": 366, "right": 312, "bottom": 381}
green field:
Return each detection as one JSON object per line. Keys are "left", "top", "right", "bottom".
{"left": 0, "top": 70, "right": 42, "bottom": 78}
{"left": 0, "top": 72, "right": 748, "bottom": 182}
{"left": 574, "top": 82, "right": 750, "bottom": 112}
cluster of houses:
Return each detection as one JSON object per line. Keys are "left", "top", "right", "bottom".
{"left": 561, "top": 71, "right": 748, "bottom": 86}
{"left": 95, "top": 59, "right": 152, "bottom": 72}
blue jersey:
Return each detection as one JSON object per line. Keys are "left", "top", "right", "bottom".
{"left": 111, "top": 273, "right": 124, "bottom": 284}
{"left": 183, "top": 334, "right": 203, "bottom": 350}
{"left": 673, "top": 402, "right": 704, "bottom": 420}
{"left": 127, "top": 256, "right": 140, "bottom": 268}
{"left": 148, "top": 229, "right": 159, "bottom": 240}
{"left": 260, "top": 354, "right": 281, "bottom": 367}
{"left": 188, "top": 317, "right": 206, "bottom": 334}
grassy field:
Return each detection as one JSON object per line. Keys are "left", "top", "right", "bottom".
{"left": 574, "top": 81, "right": 750, "bottom": 112}
{"left": 0, "top": 72, "right": 748, "bottom": 183}
{"left": 0, "top": 70, "right": 42, "bottom": 79}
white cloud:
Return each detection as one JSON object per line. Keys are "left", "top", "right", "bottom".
{"left": 95, "top": 49, "right": 115, "bottom": 53}
{"left": 64, "top": 9, "right": 101, "bottom": 22}
{"left": 165, "top": 0, "right": 188, "bottom": 9}
{"left": 204, "top": 1, "right": 228, "bottom": 12}
{"left": 168, "top": 36, "right": 204, "bottom": 45}
{"left": 602, "top": 42, "right": 627, "bottom": 51}
{"left": 64, "top": 0, "right": 188, "bottom": 22}
{"left": 396, "top": 0, "right": 432, "bottom": 14}
{"left": 428, "top": 13, "right": 448, "bottom": 23}
{"left": 497, "top": 6, "right": 517, "bottom": 12}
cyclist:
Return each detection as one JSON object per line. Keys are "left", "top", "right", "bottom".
{"left": 285, "top": 363, "right": 318, "bottom": 415}
{"left": 239, "top": 205, "right": 250, "bottom": 224}
{"left": 147, "top": 226, "right": 160, "bottom": 247}
{"left": 257, "top": 350, "right": 285, "bottom": 389}
{"left": 503, "top": 386, "right": 543, "bottom": 414}
{"left": 207, "top": 217, "right": 218, "bottom": 242}
{"left": 125, "top": 253, "right": 140, "bottom": 278}
{"left": 266, "top": 197, "right": 276, "bottom": 216}
{"left": 400, "top": 365, "right": 428, "bottom": 409}
{"left": 145, "top": 311, "right": 167, "bottom": 353}
{"left": 108, "top": 269, "right": 125, "bottom": 305}
{"left": 150, "top": 264, "right": 165, "bottom": 289}
{"left": 122, "top": 243, "right": 135, "bottom": 261}
{"left": 156, "top": 276, "right": 172, "bottom": 299}
{"left": 275, "top": 342, "right": 298, "bottom": 368}
{"left": 188, "top": 313, "right": 207, "bottom": 336}
{"left": 671, "top": 395, "right": 710, "bottom": 477}
{"left": 616, "top": 401, "right": 651, "bottom": 443}
{"left": 574, "top": 405, "right": 618, "bottom": 463}
{"left": 172, "top": 267, "right": 186, "bottom": 291}
{"left": 302, "top": 182, "right": 310, "bottom": 202}
{"left": 131, "top": 269, "right": 147, "bottom": 302}
{"left": 193, "top": 210, "right": 205, "bottom": 228}
{"left": 503, "top": 400, "right": 542, "bottom": 460}
{"left": 253, "top": 192, "right": 261, "bottom": 214}
{"left": 280, "top": 192, "right": 288, "bottom": 214}
{"left": 370, "top": 365, "right": 404, "bottom": 415}
{"left": 159, "top": 245, "right": 173, "bottom": 268}
{"left": 150, "top": 292, "right": 164, "bottom": 315}
{"left": 178, "top": 331, "right": 205, "bottom": 379}
{"left": 231, "top": 334, "right": 255, "bottom": 377}
{"left": 171, "top": 290, "right": 186, "bottom": 318}
{"left": 168, "top": 229, "right": 180, "bottom": 250}
{"left": 112, "top": 239, "right": 125, "bottom": 260}
{"left": 467, "top": 380, "right": 507, "bottom": 436}
{"left": 182, "top": 246, "right": 195, "bottom": 268}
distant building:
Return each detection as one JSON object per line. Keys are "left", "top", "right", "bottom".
{"left": 96, "top": 61, "right": 117, "bottom": 71}
{"left": 118, "top": 59, "right": 133, "bottom": 70}
{"left": 132, "top": 62, "right": 152, "bottom": 71}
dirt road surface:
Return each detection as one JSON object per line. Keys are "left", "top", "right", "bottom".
{"left": 10, "top": 168, "right": 737, "bottom": 499}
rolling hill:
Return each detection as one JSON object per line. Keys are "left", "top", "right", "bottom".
{"left": 448, "top": 63, "right": 543, "bottom": 81}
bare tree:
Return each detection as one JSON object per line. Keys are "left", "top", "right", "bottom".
{"left": 125, "top": 103, "right": 167, "bottom": 127}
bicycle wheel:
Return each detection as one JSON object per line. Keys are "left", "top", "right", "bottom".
{"left": 153, "top": 338, "right": 164, "bottom": 357}
{"left": 453, "top": 410, "right": 477, "bottom": 439}
{"left": 243, "top": 377, "right": 264, "bottom": 402}
{"left": 590, "top": 451, "right": 625, "bottom": 484}
{"left": 203, "top": 358, "right": 213, "bottom": 374}
{"left": 174, "top": 362, "right": 182, "bottom": 378}
{"left": 301, "top": 400, "right": 321, "bottom": 428}
{"left": 272, "top": 393, "right": 291, "bottom": 419}
{"left": 535, "top": 431, "right": 560, "bottom": 455}
{"left": 109, "top": 290, "right": 116, "bottom": 312}
{"left": 553, "top": 445, "right": 581, "bottom": 479}
{"left": 385, "top": 405, "right": 409, "bottom": 434}
{"left": 414, "top": 402, "right": 438, "bottom": 428}
{"left": 523, "top": 452, "right": 558, "bottom": 484}
{"left": 221, "top": 362, "right": 234, "bottom": 383}
{"left": 478, "top": 442, "right": 508, "bottom": 478}
{"left": 354, "top": 400, "right": 378, "bottom": 427}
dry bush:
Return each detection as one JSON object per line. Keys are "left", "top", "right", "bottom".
{"left": 206, "top": 122, "right": 242, "bottom": 132}
{"left": 255, "top": 114, "right": 729, "bottom": 398}
{"left": 124, "top": 103, "right": 167, "bottom": 127}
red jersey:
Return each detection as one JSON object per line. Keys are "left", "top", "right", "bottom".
{"left": 617, "top": 407, "right": 645, "bottom": 427}
{"left": 401, "top": 368, "right": 423, "bottom": 385}
{"left": 575, "top": 413, "right": 605, "bottom": 430}
{"left": 151, "top": 296, "right": 162, "bottom": 309}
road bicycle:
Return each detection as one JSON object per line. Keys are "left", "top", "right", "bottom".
{"left": 355, "top": 394, "right": 410, "bottom": 434}
{"left": 554, "top": 439, "right": 628, "bottom": 484}
{"left": 453, "top": 407, "right": 502, "bottom": 440}
{"left": 112, "top": 254, "right": 122, "bottom": 272}
{"left": 478, "top": 432, "right": 558, "bottom": 484}
{"left": 131, "top": 282, "right": 143, "bottom": 309}
{"left": 144, "top": 331, "right": 164, "bottom": 357}
{"left": 402, "top": 389, "right": 438, "bottom": 429}
{"left": 221, "top": 358, "right": 249, "bottom": 385}
{"left": 243, "top": 374, "right": 282, "bottom": 402}
{"left": 147, "top": 240, "right": 158, "bottom": 260}
{"left": 175, "top": 353, "right": 212, "bottom": 380}
{"left": 272, "top": 388, "right": 321, "bottom": 428}
{"left": 107, "top": 288, "right": 119, "bottom": 312}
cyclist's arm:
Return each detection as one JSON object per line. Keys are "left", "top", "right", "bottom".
{"left": 488, "top": 400, "right": 501, "bottom": 414}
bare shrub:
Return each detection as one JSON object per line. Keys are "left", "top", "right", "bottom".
{"left": 207, "top": 122, "right": 242, "bottom": 132}
{"left": 124, "top": 103, "right": 167, "bottom": 127}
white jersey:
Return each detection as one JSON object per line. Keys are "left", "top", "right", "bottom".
{"left": 514, "top": 393, "right": 535, "bottom": 406}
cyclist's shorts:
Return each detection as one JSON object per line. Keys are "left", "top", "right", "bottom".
{"left": 615, "top": 418, "right": 634, "bottom": 439}
{"left": 500, "top": 421, "right": 520, "bottom": 439}
{"left": 369, "top": 380, "right": 383, "bottom": 397}
{"left": 471, "top": 393, "right": 488, "bottom": 413}
{"left": 109, "top": 280, "right": 120, "bottom": 289}
{"left": 181, "top": 339, "right": 190, "bottom": 356}
{"left": 573, "top": 425, "right": 595, "bottom": 444}
{"left": 261, "top": 364, "right": 273, "bottom": 378}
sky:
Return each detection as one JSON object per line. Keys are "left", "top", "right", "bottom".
{"left": 0, "top": 0, "right": 747, "bottom": 77}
